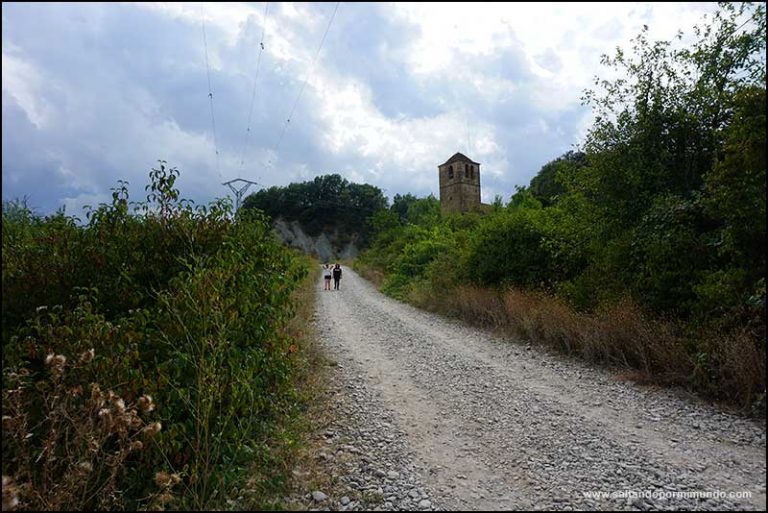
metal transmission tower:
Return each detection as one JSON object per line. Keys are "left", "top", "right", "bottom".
{"left": 223, "top": 178, "right": 260, "bottom": 212}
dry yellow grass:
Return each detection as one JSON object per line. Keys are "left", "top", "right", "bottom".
{"left": 404, "top": 281, "right": 764, "bottom": 414}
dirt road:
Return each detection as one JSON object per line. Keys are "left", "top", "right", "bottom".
{"left": 310, "top": 267, "right": 766, "bottom": 511}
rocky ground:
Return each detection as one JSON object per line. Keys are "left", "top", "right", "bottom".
{"left": 285, "top": 268, "right": 766, "bottom": 511}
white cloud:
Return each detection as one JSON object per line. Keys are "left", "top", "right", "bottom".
{"left": 134, "top": 1, "right": 325, "bottom": 72}
{"left": 389, "top": 2, "right": 719, "bottom": 109}
{"left": 312, "top": 62, "right": 507, "bottom": 194}
{"left": 2, "top": 47, "right": 55, "bottom": 129}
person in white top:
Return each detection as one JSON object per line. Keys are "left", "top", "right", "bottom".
{"left": 323, "top": 263, "right": 332, "bottom": 290}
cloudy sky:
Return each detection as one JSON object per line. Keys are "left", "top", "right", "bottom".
{"left": 3, "top": 2, "right": 719, "bottom": 215}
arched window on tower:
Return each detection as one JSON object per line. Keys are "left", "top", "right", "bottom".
{"left": 465, "top": 164, "right": 469, "bottom": 178}
{"left": 470, "top": 165, "right": 474, "bottom": 179}
{"left": 448, "top": 165, "right": 454, "bottom": 179}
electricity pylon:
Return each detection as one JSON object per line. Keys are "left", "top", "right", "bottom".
{"left": 222, "top": 178, "right": 260, "bottom": 212}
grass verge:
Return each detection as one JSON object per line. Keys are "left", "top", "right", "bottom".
{"left": 241, "top": 255, "right": 347, "bottom": 510}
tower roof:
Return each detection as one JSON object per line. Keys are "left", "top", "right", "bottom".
{"left": 440, "top": 152, "right": 480, "bottom": 167}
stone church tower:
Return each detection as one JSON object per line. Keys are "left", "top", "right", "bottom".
{"left": 438, "top": 152, "right": 481, "bottom": 214}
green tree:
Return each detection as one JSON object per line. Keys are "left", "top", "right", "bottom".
{"left": 405, "top": 194, "right": 441, "bottom": 226}
{"left": 241, "top": 174, "right": 388, "bottom": 245}
{"left": 529, "top": 151, "right": 586, "bottom": 206}
{"left": 697, "top": 85, "right": 766, "bottom": 320}
{"left": 580, "top": 2, "right": 766, "bottom": 230}
{"left": 465, "top": 208, "right": 552, "bottom": 288}
{"left": 570, "top": 1, "right": 766, "bottom": 315}
{"left": 391, "top": 193, "right": 419, "bottom": 222}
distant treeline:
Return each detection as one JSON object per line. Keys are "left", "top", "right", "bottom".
{"left": 357, "top": 3, "right": 766, "bottom": 411}
{"left": 241, "top": 174, "right": 388, "bottom": 245}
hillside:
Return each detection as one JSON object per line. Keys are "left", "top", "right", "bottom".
{"left": 240, "top": 174, "right": 388, "bottom": 260}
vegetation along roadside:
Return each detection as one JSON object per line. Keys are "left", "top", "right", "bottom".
{"left": 355, "top": 3, "right": 766, "bottom": 416}
{"left": 1, "top": 164, "right": 322, "bottom": 510}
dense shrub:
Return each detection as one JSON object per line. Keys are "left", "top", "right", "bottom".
{"left": 465, "top": 207, "right": 551, "bottom": 288}
{"left": 2, "top": 163, "right": 307, "bottom": 509}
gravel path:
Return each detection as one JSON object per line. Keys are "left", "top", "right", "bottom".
{"left": 309, "top": 267, "right": 766, "bottom": 511}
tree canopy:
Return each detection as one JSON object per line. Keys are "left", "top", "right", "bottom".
{"left": 241, "top": 174, "right": 388, "bottom": 245}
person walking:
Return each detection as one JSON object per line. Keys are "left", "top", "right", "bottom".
{"left": 323, "top": 263, "right": 333, "bottom": 291}
{"left": 332, "top": 263, "right": 342, "bottom": 290}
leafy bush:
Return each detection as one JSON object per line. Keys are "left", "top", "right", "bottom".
{"left": 2, "top": 163, "right": 307, "bottom": 509}
{"left": 465, "top": 208, "right": 552, "bottom": 288}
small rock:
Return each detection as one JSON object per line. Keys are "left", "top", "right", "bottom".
{"left": 340, "top": 496, "right": 350, "bottom": 506}
{"left": 419, "top": 499, "right": 432, "bottom": 509}
{"left": 312, "top": 491, "right": 327, "bottom": 502}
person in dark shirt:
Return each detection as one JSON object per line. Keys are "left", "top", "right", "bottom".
{"left": 332, "top": 263, "right": 342, "bottom": 290}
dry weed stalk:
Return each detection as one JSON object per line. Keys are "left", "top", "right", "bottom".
{"left": 2, "top": 349, "right": 174, "bottom": 511}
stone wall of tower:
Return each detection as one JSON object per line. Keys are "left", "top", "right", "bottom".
{"left": 438, "top": 161, "right": 481, "bottom": 214}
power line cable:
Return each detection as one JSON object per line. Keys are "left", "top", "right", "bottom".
{"left": 238, "top": 2, "right": 270, "bottom": 177}
{"left": 201, "top": 3, "right": 222, "bottom": 179}
{"left": 267, "top": 2, "right": 340, "bottom": 169}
